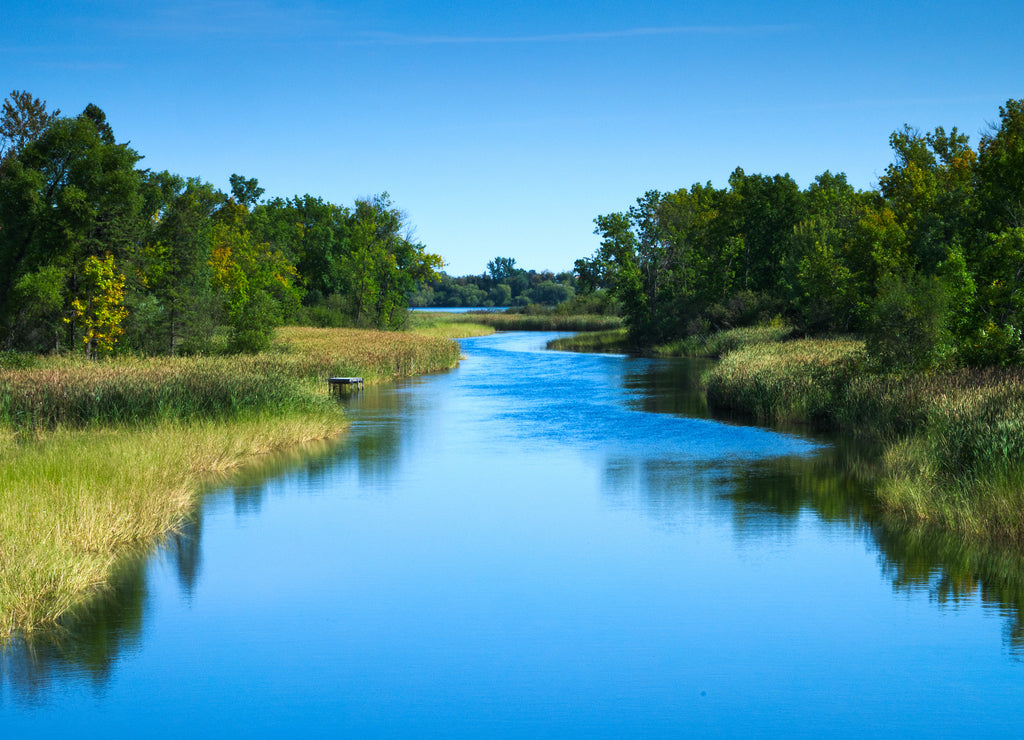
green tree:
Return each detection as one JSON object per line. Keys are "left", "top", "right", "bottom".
{"left": 0, "top": 90, "right": 61, "bottom": 162}
{"left": 67, "top": 253, "right": 129, "bottom": 360}
{"left": 0, "top": 105, "right": 144, "bottom": 351}
{"left": 487, "top": 256, "right": 517, "bottom": 284}
{"left": 209, "top": 201, "right": 302, "bottom": 352}
{"left": 727, "top": 168, "right": 805, "bottom": 295}
{"left": 133, "top": 175, "right": 222, "bottom": 354}
{"left": 341, "top": 194, "right": 441, "bottom": 328}
{"left": 229, "top": 173, "right": 265, "bottom": 209}
{"left": 866, "top": 272, "right": 955, "bottom": 372}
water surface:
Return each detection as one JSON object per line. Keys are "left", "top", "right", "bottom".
{"left": 4, "top": 332, "right": 1024, "bottom": 736}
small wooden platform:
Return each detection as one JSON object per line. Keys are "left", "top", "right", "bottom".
{"left": 328, "top": 376, "right": 364, "bottom": 394}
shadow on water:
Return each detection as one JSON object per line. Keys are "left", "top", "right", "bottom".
{"left": 8, "top": 334, "right": 1024, "bottom": 700}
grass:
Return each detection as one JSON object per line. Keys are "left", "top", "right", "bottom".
{"left": 653, "top": 324, "right": 796, "bottom": 358}
{"left": 546, "top": 328, "right": 631, "bottom": 353}
{"left": 444, "top": 312, "right": 624, "bottom": 332}
{"left": 405, "top": 312, "right": 495, "bottom": 338}
{"left": 0, "top": 327, "right": 461, "bottom": 433}
{"left": 0, "top": 410, "right": 344, "bottom": 637}
{"left": 700, "top": 329, "right": 1024, "bottom": 543}
{"left": 0, "top": 326, "right": 461, "bottom": 638}
{"left": 546, "top": 323, "right": 793, "bottom": 357}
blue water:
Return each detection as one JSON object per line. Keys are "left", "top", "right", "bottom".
{"left": 4, "top": 332, "right": 1024, "bottom": 736}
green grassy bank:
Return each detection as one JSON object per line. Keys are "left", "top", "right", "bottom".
{"left": 700, "top": 330, "right": 1024, "bottom": 543}
{"left": 423, "top": 311, "right": 623, "bottom": 333}
{"left": 0, "top": 327, "right": 461, "bottom": 638}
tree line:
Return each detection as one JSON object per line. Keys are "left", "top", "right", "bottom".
{"left": 577, "top": 99, "right": 1024, "bottom": 370}
{"left": 409, "top": 256, "right": 578, "bottom": 308}
{"left": 0, "top": 91, "right": 443, "bottom": 356}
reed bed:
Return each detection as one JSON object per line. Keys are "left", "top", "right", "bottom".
{"left": 0, "top": 410, "right": 346, "bottom": 638}
{"left": 448, "top": 313, "right": 624, "bottom": 332}
{"left": 655, "top": 325, "right": 796, "bottom": 358}
{"left": 0, "top": 326, "right": 461, "bottom": 636}
{"left": 546, "top": 328, "right": 631, "bottom": 353}
{"left": 705, "top": 337, "right": 866, "bottom": 426}
{"left": 404, "top": 313, "right": 495, "bottom": 338}
{"left": 704, "top": 334, "right": 1024, "bottom": 542}
{"left": 0, "top": 327, "right": 461, "bottom": 433}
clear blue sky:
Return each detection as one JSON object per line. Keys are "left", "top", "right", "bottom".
{"left": 4, "top": 0, "right": 1022, "bottom": 275}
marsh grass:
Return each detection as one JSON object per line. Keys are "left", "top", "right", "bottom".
{"left": 405, "top": 313, "right": 495, "bottom": 338}
{"left": 704, "top": 333, "right": 1024, "bottom": 542}
{"left": 0, "top": 327, "right": 461, "bottom": 433}
{"left": 447, "top": 313, "right": 624, "bottom": 332}
{"left": 704, "top": 336, "right": 866, "bottom": 426}
{"left": 0, "top": 326, "right": 461, "bottom": 637}
{"left": 546, "top": 328, "right": 631, "bottom": 353}
{"left": 0, "top": 410, "right": 346, "bottom": 638}
{"left": 547, "top": 324, "right": 793, "bottom": 357}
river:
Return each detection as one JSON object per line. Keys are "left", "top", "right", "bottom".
{"left": 3, "top": 331, "right": 1024, "bottom": 736}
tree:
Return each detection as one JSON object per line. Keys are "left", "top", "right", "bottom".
{"left": 727, "top": 168, "right": 805, "bottom": 296}
{"left": 229, "top": 173, "right": 265, "bottom": 209}
{"left": 251, "top": 194, "right": 352, "bottom": 300}
{"left": 341, "top": 193, "right": 441, "bottom": 328}
{"left": 4, "top": 265, "right": 66, "bottom": 351}
{"left": 67, "top": 253, "right": 129, "bottom": 360}
{"left": 791, "top": 172, "right": 869, "bottom": 332}
{"left": 209, "top": 201, "right": 302, "bottom": 352}
{"left": 866, "top": 272, "right": 955, "bottom": 372}
{"left": 133, "top": 175, "right": 222, "bottom": 354}
{"left": 0, "top": 105, "right": 144, "bottom": 351}
{"left": 0, "top": 90, "right": 61, "bottom": 162}
{"left": 975, "top": 100, "right": 1024, "bottom": 233}
{"left": 878, "top": 125, "right": 977, "bottom": 275}
{"left": 487, "top": 256, "right": 517, "bottom": 283}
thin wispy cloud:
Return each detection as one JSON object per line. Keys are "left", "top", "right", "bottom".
{"left": 355, "top": 25, "right": 799, "bottom": 46}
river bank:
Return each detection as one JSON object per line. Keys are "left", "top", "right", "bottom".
{"left": 549, "top": 325, "right": 1024, "bottom": 543}
{"left": 702, "top": 332, "right": 1024, "bottom": 543}
{"left": 0, "top": 326, "right": 462, "bottom": 638}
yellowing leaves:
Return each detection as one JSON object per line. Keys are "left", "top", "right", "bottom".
{"left": 66, "top": 254, "right": 129, "bottom": 359}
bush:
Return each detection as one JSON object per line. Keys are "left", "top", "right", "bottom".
{"left": 866, "top": 273, "right": 955, "bottom": 372}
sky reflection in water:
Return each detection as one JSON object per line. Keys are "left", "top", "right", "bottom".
{"left": 3, "top": 331, "right": 1024, "bottom": 737}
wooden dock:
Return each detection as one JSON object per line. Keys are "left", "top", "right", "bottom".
{"left": 328, "top": 377, "right": 364, "bottom": 394}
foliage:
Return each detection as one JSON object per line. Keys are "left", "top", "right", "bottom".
{"left": 409, "top": 257, "right": 578, "bottom": 309}
{"left": 0, "top": 92, "right": 446, "bottom": 357}
{"left": 578, "top": 98, "right": 1024, "bottom": 372}
{"left": 0, "top": 90, "right": 61, "bottom": 161}
{"left": 67, "top": 253, "right": 129, "bottom": 359}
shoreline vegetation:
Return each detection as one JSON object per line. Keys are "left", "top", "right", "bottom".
{"left": 551, "top": 325, "right": 1024, "bottom": 546}
{"left": 0, "top": 326, "right": 463, "bottom": 639}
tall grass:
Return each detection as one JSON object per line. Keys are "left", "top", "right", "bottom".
{"left": 0, "top": 327, "right": 461, "bottom": 433}
{"left": 705, "top": 337, "right": 866, "bottom": 426}
{"left": 546, "top": 328, "right": 631, "bottom": 353}
{"left": 654, "top": 324, "right": 796, "bottom": 358}
{"left": 0, "top": 410, "right": 346, "bottom": 637}
{"left": 405, "top": 313, "right": 495, "bottom": 338}
{"left": 703, "top": 333, "right": 1024, "bottom": 542}
{"left": 0, "top": 326, "right": 461, "bottom": 637}
{"left": 447, "top": 312, "right": 624, "bottom": 332}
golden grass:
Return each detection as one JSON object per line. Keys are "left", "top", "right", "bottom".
{"left": 0, "top": 325, "right": 462, "bottom": 637}
{"left": 447, "top": 313, "right": 624, "bottom": 332}
{"left": 0, "top": 410, "right": 346, "bottom": 638}
{"left": 405, "top": 313, "right": 496, "bottom": 338}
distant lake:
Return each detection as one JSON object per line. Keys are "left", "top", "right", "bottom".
{"left": 4, "top": 332, "right": 1024, "bottom": 736}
